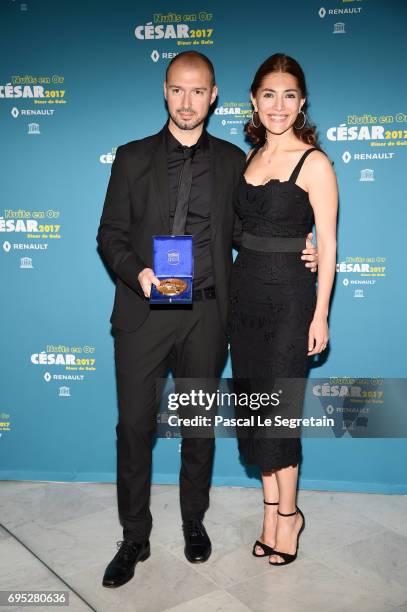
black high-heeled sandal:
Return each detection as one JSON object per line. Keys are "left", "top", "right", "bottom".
{"left": 252, "top": 500, "right": 279, "bottom": 557}
{"left": 268, "top": 506, "right": 305, "bottom": 566}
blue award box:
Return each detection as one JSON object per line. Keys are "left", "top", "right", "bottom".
{"left": 150, "top": 235, "right": 193, "bottom": 304}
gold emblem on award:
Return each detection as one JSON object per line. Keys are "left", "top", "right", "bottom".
{"left": 156, "top": 278, "right": 188, "bottom": 296}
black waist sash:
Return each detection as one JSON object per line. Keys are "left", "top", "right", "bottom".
{"left": 241, "top": 232, "right": 306, "bottom": 253}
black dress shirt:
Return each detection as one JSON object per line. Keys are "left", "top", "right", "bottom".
{"left": 166, "top": 126, "right": 213, "bottom": 289}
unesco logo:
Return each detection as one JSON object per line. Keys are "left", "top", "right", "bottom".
{"left": 167, "top": 250, "right": 180, "bottom": 265}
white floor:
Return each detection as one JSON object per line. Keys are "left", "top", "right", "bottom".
{"left": 0, "top": 481, "right": 406, "bottom": 612}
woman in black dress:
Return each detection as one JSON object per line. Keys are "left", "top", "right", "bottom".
{"left": 229, "top": 54, "right": 338, "bottom": 566}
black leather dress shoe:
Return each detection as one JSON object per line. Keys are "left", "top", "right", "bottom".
{"left": 102, "top": 539, "right": 150, "bottom": 588}
{"left": 182, "top": 519, "right": 211, "bottom": 563}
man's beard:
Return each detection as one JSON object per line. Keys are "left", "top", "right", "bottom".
{"left": 169, "top": 110, "right": 204, "bottom": 131}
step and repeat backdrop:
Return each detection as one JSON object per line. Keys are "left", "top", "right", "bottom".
{"left": 1, "top": 0, "right": 406, "bottom": 492}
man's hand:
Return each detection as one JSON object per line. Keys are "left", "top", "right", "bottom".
{"left": 301, "top": 232, "right": 318, "bottom": 273}
{"left": 138, "top": 268, "right": 160, "bottom": 298}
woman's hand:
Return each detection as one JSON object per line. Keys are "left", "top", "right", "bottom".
{"left": 308, "top": 315, "right": 329, "bottom": 356}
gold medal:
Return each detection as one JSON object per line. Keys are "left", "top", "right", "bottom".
{"left": 156, "top": 278, "right": 187, "bottom": 296}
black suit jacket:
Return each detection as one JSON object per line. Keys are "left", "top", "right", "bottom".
{"left": 97, "top": 126, "right": 246, "bottom": 332}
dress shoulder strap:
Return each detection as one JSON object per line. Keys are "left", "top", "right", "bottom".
{"left": 244, "top": 146, "right": 261, "bottom": 171}
{"left": 289, "top": 147, "right": 320, "bottom": 184}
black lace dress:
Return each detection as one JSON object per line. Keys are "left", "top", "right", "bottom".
{"left": 228, "top": 147, "right": 319, "bottom": 471}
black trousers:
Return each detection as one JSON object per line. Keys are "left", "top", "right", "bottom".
{"left": 113, "top": 299, "right": 228, "bottom": 542}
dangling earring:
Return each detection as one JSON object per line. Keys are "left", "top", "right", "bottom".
{"left": 294, "top": 109, "right": 307, "bottom": 130}
{"left": 251, "top": 110, "right": 261, "bottom": 129}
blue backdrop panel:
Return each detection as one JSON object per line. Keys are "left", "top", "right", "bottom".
{"left": 1, "top": 0, "right": 406, "bottom": 493}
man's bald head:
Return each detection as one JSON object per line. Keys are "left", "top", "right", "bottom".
{"left": 165, "top": 51, "right": 216, "bottom": 87}
{"left": 164, "top": 51, "right": 218, "bottom": 133}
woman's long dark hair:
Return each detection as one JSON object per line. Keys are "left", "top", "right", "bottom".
{"left": 245, "top": 53, "right": 319, "bottom": 147}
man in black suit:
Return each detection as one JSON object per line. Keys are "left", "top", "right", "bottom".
{"left": 97, "top": 51, "right": 318, "bottom": 588}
